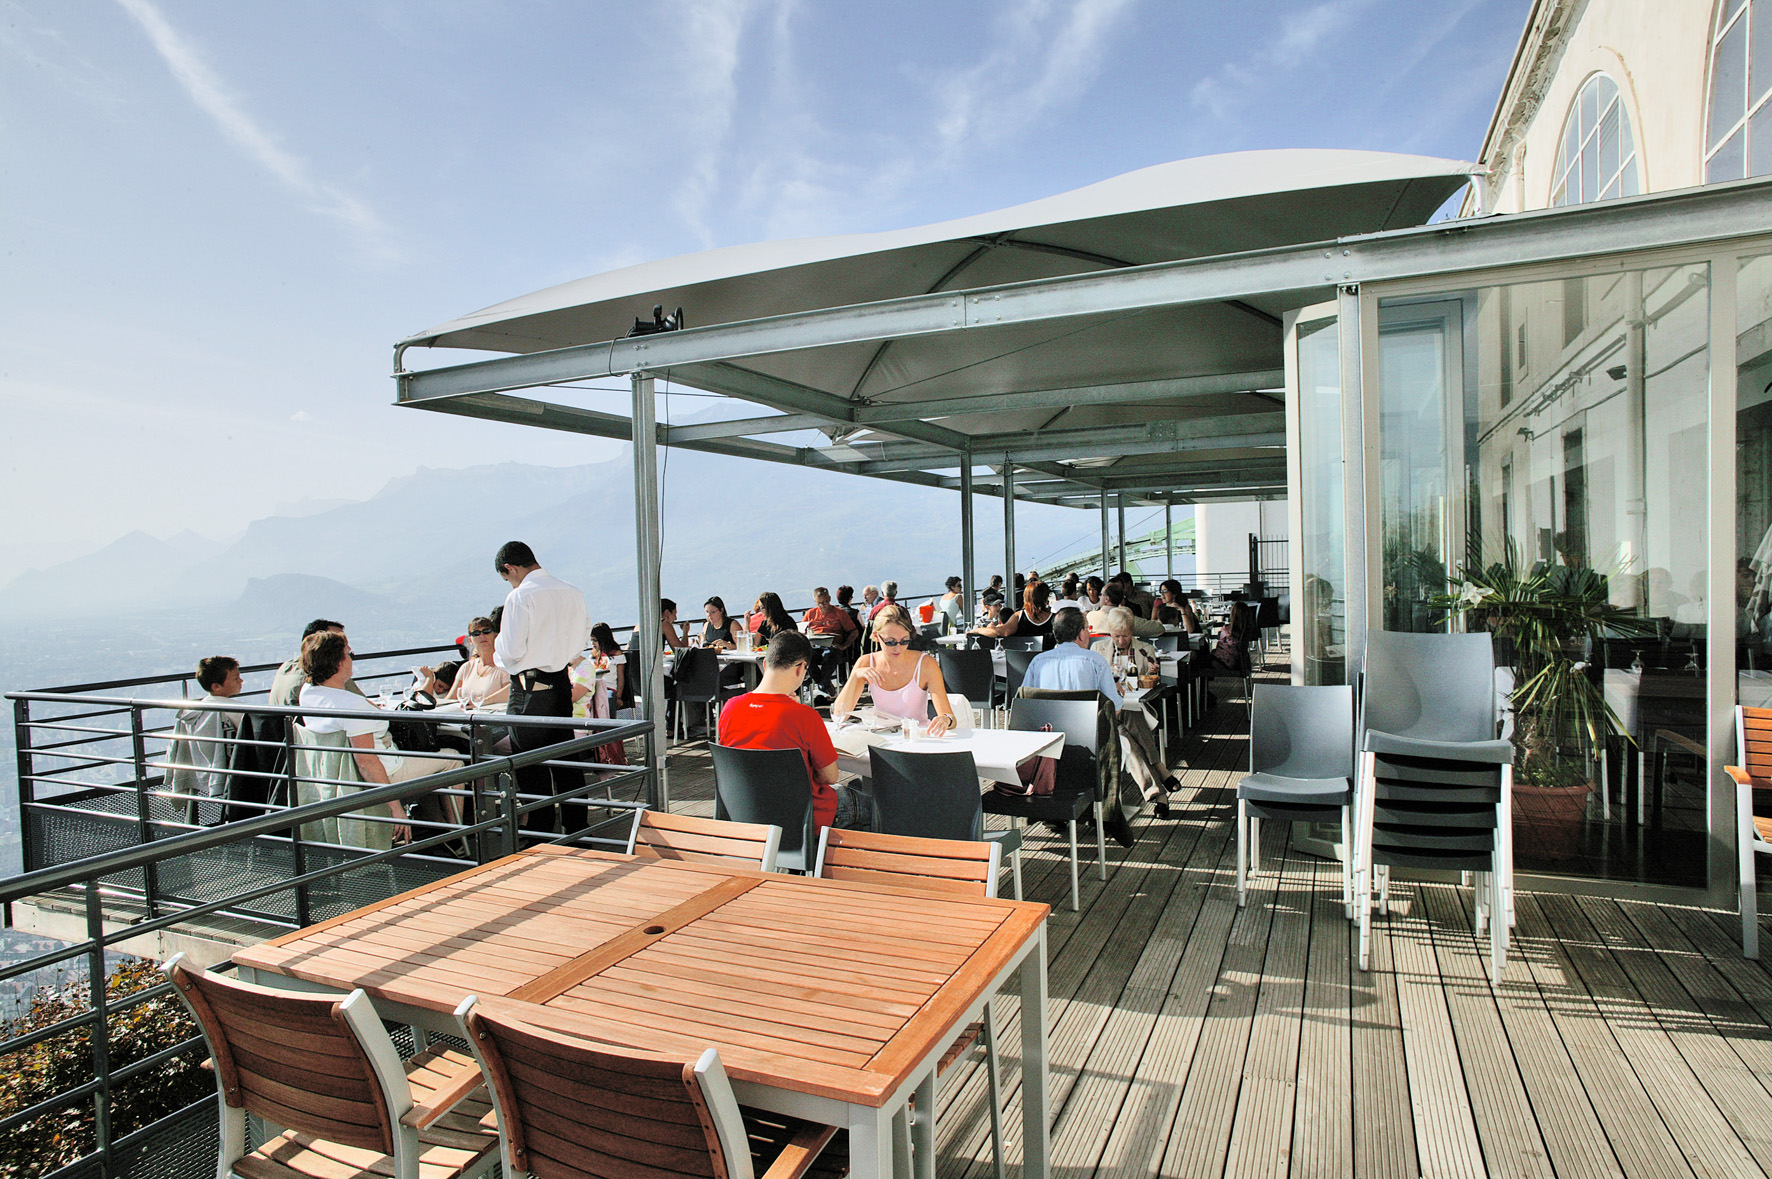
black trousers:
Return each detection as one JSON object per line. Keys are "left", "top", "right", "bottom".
{"left": 507, "top": 668, "right": 578, "bottom": 836}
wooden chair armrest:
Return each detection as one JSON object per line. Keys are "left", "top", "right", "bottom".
{"left": 758, "top": 1121, "right": 839, "bottom": 1179}
{"left": 401, "top": 1062, "right": 485, "bottom": 1130}
{"left": 1728, "top": 765, "right": 1754, "bottom": 787}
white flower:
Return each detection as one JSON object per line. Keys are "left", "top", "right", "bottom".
{"left": 1457, "top": 581, "right": 1486, "bottom": 608}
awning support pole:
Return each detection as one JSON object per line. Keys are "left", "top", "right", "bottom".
{"left": 1116, "top": 494, "right": 1128, "bottom": 576}
{"left": 1099, "top": 496, "right": 1111, "bottom": 582}
{"left": 1165, "top": 502, "right": 1174, "bottom": 581}
{"left": 960, "top": 456, "right": 975, "bottom": 624}
{"left": 631, "top": 371, "right": 666, "bottom": 811}
{"left": 1003, "top": 461, "right": 1017, "bottom": 609}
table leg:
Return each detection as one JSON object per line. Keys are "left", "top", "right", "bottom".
{"left": 1019, "top": 926, "right": 1049, "bottom": 1179}
{"left": 912, "top": 1071, "right": 936, "bottom": 1179}
{"left": 892, "top": 1108, "right": 913, "bottom": 1179}
{"left": 850, "top": 1105, "right": 894, "bottom": 1179}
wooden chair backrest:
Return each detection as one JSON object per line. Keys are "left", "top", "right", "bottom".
{"left": 166, "top": 959, "right": 393, "bottom": 1153}
{"left": 463, "top": 1001, "right": 730, "bottom": 1179}
{"left": 1739, "top": 706, "right": 1772, "bottom": 782}
{"left": 631, "top": 809, "right": 778, "bottom": 869}
{"left": 817, "top": 828, "right": 996, "bottom": 897}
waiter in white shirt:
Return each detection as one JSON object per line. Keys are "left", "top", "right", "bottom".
{"left": 492, "top": 541, "right": 592, "bottom": 836}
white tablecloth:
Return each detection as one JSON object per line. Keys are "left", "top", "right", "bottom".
{"left": 825, "top": 721, "right": 1064, "bottom": 786}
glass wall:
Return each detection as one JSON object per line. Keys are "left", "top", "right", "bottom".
{"left": 1377, "top": 262, "right": 1712, "bottom": 886}
{"left": 1741, "top": 253, "right": 1772, "bottom": 705}
{"left": 1296, "top": 316, "right": 1345, "bottom": 684}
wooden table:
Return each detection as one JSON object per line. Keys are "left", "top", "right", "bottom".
{"left": 234, "top": 847, "right": 1051, "bottom": 1179}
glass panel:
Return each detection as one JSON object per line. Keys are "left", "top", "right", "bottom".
{"left": 1581, "top": 75, "right": 1600, "bottom": 140}
{"left": 1296, "top": 318, "right": 1345, "bottom": 686}
{"left": 1739, "top": 254, "right": 1772, "bottom": 713}
{"left": 1728, "top": 0, "right": 1749, "bottom": 21}
{"left": 1755, "top": 0, "right": 1772, "bottom": 108}
{"left": 1711, "top": 128, "right": 1747, "bottom": 181}
{"left": 1562, "top": 108, "right": 1582, "bottom": 196}
{"left": 1620, "top": 116, "right": 1639, "bottom": 196}
{"left": 1378, "top": 262, "right": 1712, "bottom": 887}
{"left": 1620, "top": 155, "right": 1640, "bottom": 198}
{"left": 1599, "top": 100, "right": 1621, "bottom": 190}
{"left": 1584, "top": 128, "right": 1602, "bottom": 208}
{"left": 1752, "top": 95, "right": 1772, "bottom": 176}
{"left": 1713, "top": 18, "right": 1748, "bottom": 149}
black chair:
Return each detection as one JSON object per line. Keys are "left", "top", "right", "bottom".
{"left": 710, "top": 743, "right": 817, "bottom": 873}
{"left": 1239, "top": 685, "right": 1354, "bottom": 913}
{"left": 938, "top": 649, "right": 997, "bottom": 728}
{"left": 915, "top": 622, "right": 944, "bottom": 650}
{"left": 868, "top": 746, "right": 1023, "bottom": 899}
{"left": 1255, "top": 597, "right": 1282, "bottom": 662}
{"left": 667, "top": 647, "right": 726, "bottom": 741}
{"left": 982, "top": 695, "right": 1106, "bottom": 910}
{"left": 1153, "top": 633, "right": 1184, "bottom": 654}
{"left": 1003, "top": 648, "right": 1039, "bottom": 706}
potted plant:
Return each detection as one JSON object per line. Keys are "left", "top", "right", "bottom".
{"left": 1431, "top": 544, "right": 1653, "bottom": 861}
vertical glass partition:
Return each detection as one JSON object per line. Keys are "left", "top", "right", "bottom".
{"left": 1378, "top": 262, "right": 1712, "bottom": 886}
{"left": 1296, "top": 316, "right": 1346, "bottom": 684}
{"left": 1741, "top": 254, "right": 1772, "bottom": 708}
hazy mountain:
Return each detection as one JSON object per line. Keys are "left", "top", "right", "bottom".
{"left": 0, "top": 530, "right": 227, "bottom": 615}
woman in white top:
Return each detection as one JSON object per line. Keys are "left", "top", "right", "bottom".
{"left": 936, "top": 576, "right": 966, "bottom": 631}
{"left": 426, "top": 617, "right": 509, "bottom": 710}
{"left": 298, "top": 633, "right": 464, "bottom": 843}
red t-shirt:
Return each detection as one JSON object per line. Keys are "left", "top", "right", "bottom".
{"left": 802, "top": 605, "right": 857, "bottom": 636}
{"left": 716, "top": 691, "right": 841, "bottom": 829}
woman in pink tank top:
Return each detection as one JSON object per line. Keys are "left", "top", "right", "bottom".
{"left": 831, "top": 604, "right": 958, "bottom": 735}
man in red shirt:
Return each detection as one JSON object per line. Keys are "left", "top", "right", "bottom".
{"left": 801, "top": 585, "right": 858, "bottom": 696}
{"left": 718, "top": 631, "right": 866, "bottom": 829}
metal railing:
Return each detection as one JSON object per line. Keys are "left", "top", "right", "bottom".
{"left": 1, "top": 682, "right": 655, "bottom": 1179}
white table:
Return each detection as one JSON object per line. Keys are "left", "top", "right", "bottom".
{"left": 934, "top": 634, "right": 969, "bottom": 647}
{"left": 827, "top": 722, "right": 1063, "bottom": 786}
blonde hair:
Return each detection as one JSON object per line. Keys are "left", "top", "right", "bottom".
{"left": 871, "top": 603, "right": 917, "bottom": 643}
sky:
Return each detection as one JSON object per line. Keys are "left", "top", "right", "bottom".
{"left": 0, "top": 0, "right": 1530, "bottom": 580}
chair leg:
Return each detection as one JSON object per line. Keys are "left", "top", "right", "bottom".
{"left": 1741, "top": 779, "right": 1760, "bottom": 959}
{"left": 1096, "top": 800, "right": 1107, "bottom": 880}
{"left": 1011, "top": 847, "right": 1023, "bottom": 900}
{"left": 1250, "top": 815, "right": 1262, "bottom": 875}
{"left": 1356, "top": 752, "right": 1375, "bottom": 971}
{"left": 1068, "top": 820, "right": 1080, "bottom": 911}
{"left": 1474, "top": 871, "right": 1489, "bottom": 936}
{"left": 982, "top": 1003, "right": 1004, "bottom": 1179}
{"left": 1490, "top": 856, "right": 1506, "bottom": 986}
{"left": 1237, "top": 799, "right": 1248, "bottom": 908}
{"left": 1341, "top": 804, "right": 1353, "bottom": 920}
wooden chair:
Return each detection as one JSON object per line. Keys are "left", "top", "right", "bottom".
{"left": 626, "top": 808, "right": 781, "bottom": 871}
{"left": 456, "top": 994, "right": 845, "bottom": 1179}
{"left": 163, "top": 954, "right": 499, "bottom": 1179}
{"left": 1727, "top": 705, "right": 1772, "bottom": 957}
{"left": 813, "top": 828, "right": 1005, "bottom": 1179}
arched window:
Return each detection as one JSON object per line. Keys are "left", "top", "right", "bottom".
{"left": 1706, "top": 0, "right": 1772, "bottom": 181}
{"left": 1550, "top": 74, "right": 1639, "bottom": 206}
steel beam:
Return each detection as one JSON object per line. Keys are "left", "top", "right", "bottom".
{"left": 854, "top": 430, "right": 1285, "bottom": 474}
{"left": 396, "top": 178, "right": 1772, "bottom": 399}
{"left": 664, "top": 412, "right": 833, "bottom": 442}
{"left": 851, "top": 369, "right": 1285, "bottom": 424}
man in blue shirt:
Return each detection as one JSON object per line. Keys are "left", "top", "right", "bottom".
{"left": 1024, "top": 608, "right": 1122, "bottom": 703}
{"left": 1024, "top": 607, "right": 1180, "bottom": 816}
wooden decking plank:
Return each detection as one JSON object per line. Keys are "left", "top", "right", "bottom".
{"left": 1440, "top": 883, "right": 1623, "bottom": 1179}
{"left": 1384, "top": 881, "right": 1485, "bottom": 1179}
{"left": 1572, "top": 895, "right": 1772, "bottom": 1175}
{"left": 1416, "top": 881, "right": 1555, "bottom": 1178}
{"left": 1349, "top": 872, "right": 1419, "bottom": 1179}
{"left": 1222, "top": 822, "right": 1313, "bottom": 1179}
{"left": 1625, "top": 901, "right": 1772, "bottom": 1094}
{"left": 1288, "top": 851, "right": 1351, "bottom": 1179}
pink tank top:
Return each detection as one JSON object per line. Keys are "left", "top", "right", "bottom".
{"left": 870, "top": 652, "right": 931, "bottom": 720}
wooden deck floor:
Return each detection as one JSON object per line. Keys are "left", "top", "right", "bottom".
{"left": 657, "top": 666, "right": 1772, "bottom": 1179}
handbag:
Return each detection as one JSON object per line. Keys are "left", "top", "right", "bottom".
{"left": 994, "top": 723, "right": 1057, "bottom": 797}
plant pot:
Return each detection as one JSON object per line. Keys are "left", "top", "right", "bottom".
{"left": 1513, "top": 778, "right": 1594, "bottom": 864}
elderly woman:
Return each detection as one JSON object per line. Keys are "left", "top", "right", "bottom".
{"left": 298, "top": 632, "right": 463, "bottom": 847}
{"left": 832, "top": 604, "right": 958, "bottom": 735}
{"left": 1090, "top": 607, "right": 1181, "bottom": 816}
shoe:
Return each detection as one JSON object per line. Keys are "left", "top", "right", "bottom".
{"left": 1155, "top": 800, "right": 1172, "bottom": 820}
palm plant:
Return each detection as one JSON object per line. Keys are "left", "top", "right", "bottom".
{"left": 1432, "top": 542, "right": 1654, "bottom": 787}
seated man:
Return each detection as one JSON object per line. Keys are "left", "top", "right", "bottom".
{"left": 717, "top": 631, "right": 870, "bottom": 831}
{"left": 1117, "top": 571, "right": 1157, "bottom": 618}
{"left": 269, "top": 619, "right": 361, "bottom": 707}
{"left": 1026, "top": 608, "right": 1179, "bottom": 817}
{"left": 168, "top": 656, "right": 244, "bottom": 826}
{"left": 801, "top": 585, "right": 859, "bottom": 693}
{"left": 1087, "top": 582, "right": 1165, "bottom": 638}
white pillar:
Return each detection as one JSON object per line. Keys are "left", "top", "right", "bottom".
{"left": 631, "top": 372, "right": 667, "bottom": 810}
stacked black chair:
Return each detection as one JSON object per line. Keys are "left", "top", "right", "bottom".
{"left": 1357, "top": 630, "right": 1514, "bottom": 984}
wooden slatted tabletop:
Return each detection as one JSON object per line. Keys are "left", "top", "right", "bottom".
{"left": 235, "top": 845, "right": 1049, "bottom": 1109}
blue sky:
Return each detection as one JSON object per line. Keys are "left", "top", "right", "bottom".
{"left": 0, "top": 0, "right": 1528, "bottom": 578}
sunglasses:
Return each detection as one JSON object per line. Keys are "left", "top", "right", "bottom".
{"left": 878, "top": 637, "right": 912, "bottom": 648}
{"left": 468, "top": 629, "right": 494, "bottom": 638}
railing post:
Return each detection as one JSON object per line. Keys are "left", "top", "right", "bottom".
{"left": 501, "top": 770, "right": 521, "bottom": 857}
{"left": 86, "top": 888, "right": 113, "bottom": 1177}
{"left": 15, "top": 696, "right": 36, "bottom": 872}
{"left": 285, "top": 724, "right": 311, "bottom": 928}
{"left": 129, "top": 706, "right": 160, "bottom": 920}
{"left": 469, "top": 716, "right": 488, "bottom": 865}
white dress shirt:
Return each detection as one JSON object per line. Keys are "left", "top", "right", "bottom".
{"left": 494, "top": 568, "right": 591, "bottom": 674}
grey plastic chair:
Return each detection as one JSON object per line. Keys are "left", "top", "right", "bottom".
{"left": 1357, "top": 630, "right": 1514, "bottom": 984}
{"left": 1239, "top": 686, "right": 1354, "bottom": 914}
{"left": 709, "top": 744, "right": 817, "bottom": 872}
{"left": 938, "top": 649, "right": 998, "bottom": 729}
{"left": 868, "top": 746, "right": 1023, "bottom": 899}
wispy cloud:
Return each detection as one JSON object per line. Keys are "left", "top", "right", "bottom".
{"left": 668, "top": 0, "right": 761, "bottom": 248}
{"left": 113, "top": 0, "right": 395, "bottom": 260}
{"left": 1190, "top": 0, "right": 1376, "bottom": 122}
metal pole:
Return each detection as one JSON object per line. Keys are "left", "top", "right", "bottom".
{"left": 960, "top": 456, "right": 975, "bottom": 624}
{"left": 631, "top": 371, "right": 668, "bottom": 811}
{"left": 1623, "top": 270, "right": 1648, "bottom": 612}
{"left": 1165, "top": 502, "right": 1174, "bottom": 581}
{"left": 1002, "top": 462, "right": 1017, "bottom": 604}
{"left": 1116, "top": 494, "right": 1128, "bottom": 575}
{"left": 1099, "top": 495, "right": 1111, "bottom": 582}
